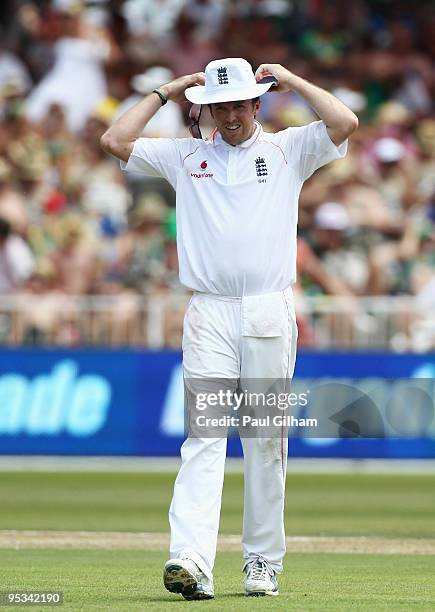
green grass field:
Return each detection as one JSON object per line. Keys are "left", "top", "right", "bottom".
{"left": 1, "top": 471, "right": 435, "bottom": 610}
{"left": 1, "top": 472, "right": 435, "bottom": 535}
{"left": 1, "top": 550, "right": 435, "bottom": 611}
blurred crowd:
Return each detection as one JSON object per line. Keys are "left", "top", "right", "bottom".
{"left": 0, "top": 0, "right": 434, "bottom": 347}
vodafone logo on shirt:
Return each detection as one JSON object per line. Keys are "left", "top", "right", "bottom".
{"left": 191, "top": 161, "right": 213, "bottom": 179}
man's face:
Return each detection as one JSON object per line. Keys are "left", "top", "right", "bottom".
{"left": 210, "top": 99, "right": 260, "bottom": 145}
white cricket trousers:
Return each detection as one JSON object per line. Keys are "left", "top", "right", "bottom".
{"left": 169, "top": 287, "right": 298, "bottom": 580}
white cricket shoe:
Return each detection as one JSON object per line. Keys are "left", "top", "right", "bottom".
{"left": 244, "top": 557, "right": 279, "bottom": 597}
{"left": 163, "top": 557, "right": 214, "bottom": 600}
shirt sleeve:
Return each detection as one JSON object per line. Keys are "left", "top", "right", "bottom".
{"left": 120, "top": 137, "right": 189, "bottom": 188}
{"left": 281, "top": 120, "right": 348, "bottom": 182}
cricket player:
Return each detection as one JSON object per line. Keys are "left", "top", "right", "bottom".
{"left": 101, "top": 58, "right": 358, "bottom": 599}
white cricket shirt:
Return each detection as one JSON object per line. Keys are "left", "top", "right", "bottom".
{"left": 122, "top": 120, "right": 347, "bottom": 296}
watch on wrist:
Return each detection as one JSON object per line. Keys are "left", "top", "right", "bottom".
{"left": 153, "top": 89, "right": 168, "bottom": 106}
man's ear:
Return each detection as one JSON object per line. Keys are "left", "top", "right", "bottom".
{"left": 254, "top": 98, "right": 261, "bottom": 117}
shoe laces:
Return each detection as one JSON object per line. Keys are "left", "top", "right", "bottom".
{"left": 249, "top": 559, "right": 273, "bottom": 581}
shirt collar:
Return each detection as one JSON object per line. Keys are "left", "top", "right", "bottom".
{"left": 212, "top": 121, "right": 262, "bottom": 149}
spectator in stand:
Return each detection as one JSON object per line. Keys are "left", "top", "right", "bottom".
{"left": 184, "top": 0, "right": 227, "bottom": 40}
{"left": 49, "top": 214, "right": 100, "bottom": 295}
{"left": 370, "top": 137, "right": 416, "bottom": 219}
{"left": 0, "top": 39, "right": 32, "bottom": 101}
{"left": 322, "top": 157, "right": 403, "bottom": 239}
{"left": 79, "top": 101, "right": 131, "bottom": 233}
{"left": 26, "top": 2, "right": 115, "bottom": 131}
{"left": 163, "top": 11, "right": 219, "bottom": 77}
{"left": 400, "top": 211, "right": 435, "bottom": 299}
{"left": 387, "top": 19, "right": 432, "bottom": 115}
{"left": 369, "top": 195, "right": 435, "bottom": 297}
{"left": 17, "top": 259, "right": 73, "bottom": 346}
{"left": 372, "top": 102, "right": 419, "bottom": 157}
{"left": 116, "top": 193, "right": 169, "bottom": 293}
{"left": 115, "top": 66, "right": 184, "bottom": 137}
{"left": 121, "top": 0, "right": 185, "bottom": 42}
{"left": 298, "top": 3, "right": 349, "bottom": 68}
{"left": 415, "top": 119, "right": 435, "bottom": 203}
{"left": 0, "top": 217, "right": 35, "bottom": 293}
{"left": 7, "top": 129, "right": 52, "bottom": 225}
{"left": 310, "top": 202, "right": 370, "bottom": 296}
{"left": 0, "top": 158, "right": 29, "bottom": 235}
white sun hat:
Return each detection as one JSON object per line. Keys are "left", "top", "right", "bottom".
{"left": 373, "top": 137, "right": 405, "bottom": 163}
{"left": 131, "top": 66, "right": 174, "bottom": 95}
{"left": 185, "top": 58, "right": 275, "bottom": 104}
{"left": 315, "top": 202, "right": 351, "bottom": 231}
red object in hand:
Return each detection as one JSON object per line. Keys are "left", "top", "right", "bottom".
{"left": 200, "top": 160, "right": 207, "bottom": 169}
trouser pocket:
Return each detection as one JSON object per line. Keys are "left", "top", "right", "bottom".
{"left": 241, "top": 291, "right": 287, "bottom": 338}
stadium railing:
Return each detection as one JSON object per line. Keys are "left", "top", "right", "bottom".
{"left": 0, "top": 294, "right": 433, "bottom": 351}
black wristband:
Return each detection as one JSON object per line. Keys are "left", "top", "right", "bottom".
{"left": 152, "top": 89, "right": 168, "bottom": 106}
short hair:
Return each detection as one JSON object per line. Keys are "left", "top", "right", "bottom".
{"left": 0, "top": 217, "right": 11, "bottom": 240}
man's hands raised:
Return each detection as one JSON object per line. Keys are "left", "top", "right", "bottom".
{"left": 255, "top": 64, "right": 294, "bottom": 92}
{"left": 255, "top": 62, "right": 358, "bottom": 145}
{"left": 160, "top": 72, "right": 206, "bottom": 104}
